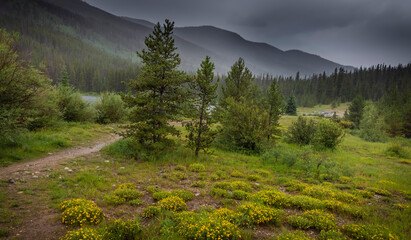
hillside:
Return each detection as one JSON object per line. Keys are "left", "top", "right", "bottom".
{"left": 0, "top": 0, "right": 352, "bottom": 92}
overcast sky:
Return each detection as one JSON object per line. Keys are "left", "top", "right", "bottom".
{"left": 84, "top": 0, "right": 411, "bottom": 67}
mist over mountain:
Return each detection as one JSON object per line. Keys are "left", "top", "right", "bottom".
{"left": 0, "top": 0, "right": 353, "bottom": 92}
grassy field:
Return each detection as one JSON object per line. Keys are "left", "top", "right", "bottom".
{"left": 0, "top": 106, "right": 410, "bottom": 239}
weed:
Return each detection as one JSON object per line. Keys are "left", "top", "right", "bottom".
{"left": 60, "top": 227, "right": 103, "bottom": 240}
{"left": 236, "top": 202, "right": 282, "bottom": 227}
{"left": 189, "top": 163, "right": 206, "bottom": 172}
{"left": 159, "top": 196, "right": 187, "bottom": 211}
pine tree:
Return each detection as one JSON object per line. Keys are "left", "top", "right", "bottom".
{"left": 185, "top": 56, "right": 219, "bottom": 156}
{"left": 59, "top": 65, "right": 70, "bottom": 87}
{"left": 221, "top": 57, "right": 255, "bottom": 104}
{"left": 347, "top": 94, "right": 365, "bottom": 128}
{"left": 285, "top": 94, "right": 297, "bottom": 116}
{"left": 266, "top": 79, "right": 285, "bottom": 140}
{"left": 122, "top": 20, "right": 188, "bottom": 151}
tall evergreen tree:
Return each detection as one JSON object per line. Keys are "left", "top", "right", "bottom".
{"left": 221, "top": 57, "right": 255, "bottom": 104}
{"left": 122, "top": 20, "right": 188, "bottom": 151}
{"left": 285, "top": 94, "right": 297, "bottom": 116}
{"left": 266, "top": 79, "right": 285, "bottom": 140}
{"left": 347, "top": 94, "right": 365, "bottom": 128}
{"left": 185, "top": 56, "right": 219, "bottom": 156}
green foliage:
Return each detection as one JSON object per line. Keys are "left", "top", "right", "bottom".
{"left": 285, "top": 94, "right": 298, "bottom": 115}
{"left": 191, "top": 181, "right": 207, "bottom": 188}
{"left": 104, "top": 183, "right": 143, "bottom": 206}
{"left": 104, "top": 219, "right": 141, "bottom": 240}
{"left": 359, "top": 103, "right": 387, "bottom": 142}
{"left": 342, "top": 224, "right": 398, "bottom": 240}
{"left": 173, "top": 211, "right": 241, "bottom": 240}
{"left": 60, "top": 199, "right": 105, "bottom": 226}
{"left": 57, "top": 85, "right": 96, "bottom": 122}
{"left": 122, "top": 20, "right": 188, "bottom": 153}
{"left": 0, "top": 29, "right": 57, "bottom": 138}
{"left": 301, "top": 209, "right": 337, "bottom": 231}
{"left": 174, "top": 165, "right": 186, "bottom": 171}
{"left": 236, "top": 202, "right": 282, "bottom": 226}
{"left": 313, "top": 119, "right": 345, "bottom": 149}
{"left": 61, "top": 228, "right": 103, "bottom": 240}
{"left": 219, "top": 97, "right": 270, "bottom": 153}
{"left": 189, "top": 163, "right": 206, "bottom": 172}
{"left": 185, "top": 56, "right": 219, "bottom": 156}
{"left": 347, "top": 95, "right": 365, "bottom": 128}
{"left": 230, "top": 170, "right": 246, "bottom": 178}
{"left": 276, "top": 230, "right": 313, "bottom": 240}
{"left": 287, "top": 116, "right": 317, "bottom": 145}
{"left": 288, "top": 195, "right": 326, "bottom": 210}
{"left": 153, "top": 190, "right": 194, "bottom": 202}
{"left": 253, "top": 190, "right": 289, "bottom": 208}
{"left": 231, "top": 190, "right": 250, "bottom": 200}
{"left": 288, "top": 215, "right": 311, "bottom": 229}
{"left": 95, "top": 92, "right": 126, "bottom": 124}
{"left": 142, "top": 206, "right": 161, "bottom": 218}
{"left": 318, "top": 230, "right": 347, "bottom": 240}
{"left": 266, "top": 78, "right": 285, "bottom": 140}
{"left": 384, "top": 143, "right": 410, "bottom": 158}
{"left": 158, "top": 196, "right": 187, "bottom": 211}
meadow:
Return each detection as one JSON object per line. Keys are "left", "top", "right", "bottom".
{"left": 0, "top": 105, "right": 410, "bottom": 240}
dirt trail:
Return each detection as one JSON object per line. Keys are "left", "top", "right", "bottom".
{"left": 0, "top": 134, "right": 121, "bottom": 179}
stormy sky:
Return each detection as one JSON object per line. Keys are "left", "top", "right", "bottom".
{"left": 84, "top": 0, "right": 411, "bottom": 67}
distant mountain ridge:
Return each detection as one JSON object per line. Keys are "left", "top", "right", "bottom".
{"left": 0, "top": 0, "right": 353, "bottom": 84}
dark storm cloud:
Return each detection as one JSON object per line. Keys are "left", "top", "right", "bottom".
{"left": 84, "top": 0, "right": 411, "bottom": 67}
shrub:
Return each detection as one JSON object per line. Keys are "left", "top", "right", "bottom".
{"left": 253, "top": 190, "right": 289, "bottom": 208}
{"left": 159, "top": 196, "right": 187, "bottom": 211}
{"left": 287, "top": 116, "right": 317, "bottom": 145}
{"left": 359, "top": 103, "right": 387, "bottom": 142}
{"left": 313, "top": 119, "right": 345, "bottom": 149}
{"left": 283, "top": 180, "right": 309, "bottom": 192}
{"left": 104, "top": 218, "right": 141, "bottom": 240}
{"left": 60, "top": 199, "right": 105, "bottom": 226}
{"left": 384, "top": 143, "right": 409, "bottom": 158}
{"left": 129, "top": 199, "right": 143, "bottom": 207}
{"left": 58, "top": 90, "right": 96, "bottom": 122}
{"left": 342, "top": 224, "right": 398, "bottom": 240}
{"left": 318, "top": 230, "right": 347, "bottom": 240}
{"left": 231, "top": 190, "right": 250, "bottom": 200}
{"left": 301, "top": 185, "right": 360, "bottom": 204}
{"left": 117, "top": 183, "right": 137, "bottom": 190}
{"left": 301, "top": 209, "right": 337, "bottom": 231}
{"left": 210, "top": 188, "right": 231, "bottom": 198}
{"left": 153, "top": 189, "right": 194, "bottom": 202}
{"left": 276, "top": 230, "right": 313, "bottom": 240}
{"left": 174, "top": 211, "right": 241, "bottom": 240}
{"left": 191, "top": 181, "right": 206, "bottom": 188}
{"left": 113, "top": 188, "right": 144, "bottom": 201}
{"left": 214, "top": 208, "right": 238, "bottom": 222}
{"left": 288, "top": 215, "right": 311, "bottom": 229}
{"left": 247, "top": 174, "right": 261, "bottom": 181}
{"left": 323, "top": 200, "right": 365, "bottom": 219}
{"left": 103, "top": 195, "right": 126, "bottom": 206}
{"left": 230, "top": 181, "right": 253, "bottom": 192}
{"left": 230, "top": 170, "right": 245, "bottom": 178}
{"left": 61, "top": 228, "right": 103, "bottom": 240}
{"left": 236, "top": 202, "right": 282, "bottom": 226}
{"left": 189, "top": 163, "right": 206, "bottom": 172}
{"left": 142, "top": 206, "right": 161, "bottom": 218}
{"left": 95, "top": 92, "right": 126, "bottom": 124}
{"left": 288, "top": 195, "right": 326, "bottom": 210}
{"left": 146, "top": 185, "right": 161, "bottom": 194}
{"left": 174, "top": 165, "right": 186, "bottom": 171}
{"left": 170, "top": 171, "right": 187, "bottom": 181}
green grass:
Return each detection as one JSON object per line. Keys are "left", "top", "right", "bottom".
{"left": 0, "top": 122, "right": 117, "bottom": 166}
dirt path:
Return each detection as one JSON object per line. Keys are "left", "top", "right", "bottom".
{"left": 0, "top": 133, "right": 121, "bottom": 180}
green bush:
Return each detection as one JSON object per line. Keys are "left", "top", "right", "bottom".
{"left": 288, "top": 215, "right": 311, "bottom": 229}
{"left": 236, "top": 202, "right": 282, "bottom": 226}
{"left": 301, "top": 209, "right": 337, "bottom": 231}
{"left": 191, "top": 181, "right": 206, "bottom": 188}
{"left": 189, "top": 163, "right": 206, "bottom": 172}
{"left": 159, "top": 196, "right": 187, "bottom": 211}
{"left": 113, "top": 188, "right": 143, "bottom": 201}
{"left": 231, "top": 190, "right": 250, "bottom": 200}
{"left": 95, "top": 92, "right": 126, "bottom": 124}
{"left": 359, "top": 103, "right": 387, "bottom": 142}
{"left": 60, "top": 199, "right": 105, "bottom": 226}
{"left": 174, "top": 211, "right": 241, "bottom": 240}
{"left": 342, "top": 224, "right": 398, "bottom": 240}
{"left": 152, "top": 189, "right": 194, "bottom": 202}
{"left": 58, "top": 89, "right": 96, "bottom": 122}
{"left": 61, "top": 228, "right": 103, "bottom": 240}
{"left": 384, "top": 143, "right": 409, "bottom": 158}
{"left": 230, "top": 170, "right": 246, "bottom": 178}
{"left": 288, "top": 195, "right": 326, "bottom": 210}
{"left": 142, "top": 206, "right": 161, "bottom": 218}
{"left": 253, "top": 190, "right": 289, "bottom": 208}
{"left": 286, "top": 116, "right": 317, "bottom": 145}
{"left": 247, "top": 174, "right": 261, "bottom": 181}
{"left": 318, "top": 230, "right": 347, "bottom": 240}
{"left": 174, "top": 164, "right": 186, "bottom": 171}
{"left": 276, "top": 230, "right": 313, "bottom": 240}
{"left": 104, "top": 218, "right": 141, "bottom": 240}
{"left": 313, "top": 119, "right": 345, "bottom": 149}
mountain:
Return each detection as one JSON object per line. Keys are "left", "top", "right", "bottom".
{"left": 0, "top": 0, "right": 353, "bottom": 92}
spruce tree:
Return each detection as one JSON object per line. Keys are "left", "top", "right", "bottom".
{"left": 285, "top": 94, "right": 297, "bottom": 116}
{"left": 266, "top": 79, "right": 285, "bottom": 140}
{"left": 347, "top": 94, "right": 365, "bottom": 128}
{"left": 185, "top": 56, "right": 219, "bottom": 156}
{"left": 122, "top": 20, "right": 188, "bottom": 151}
